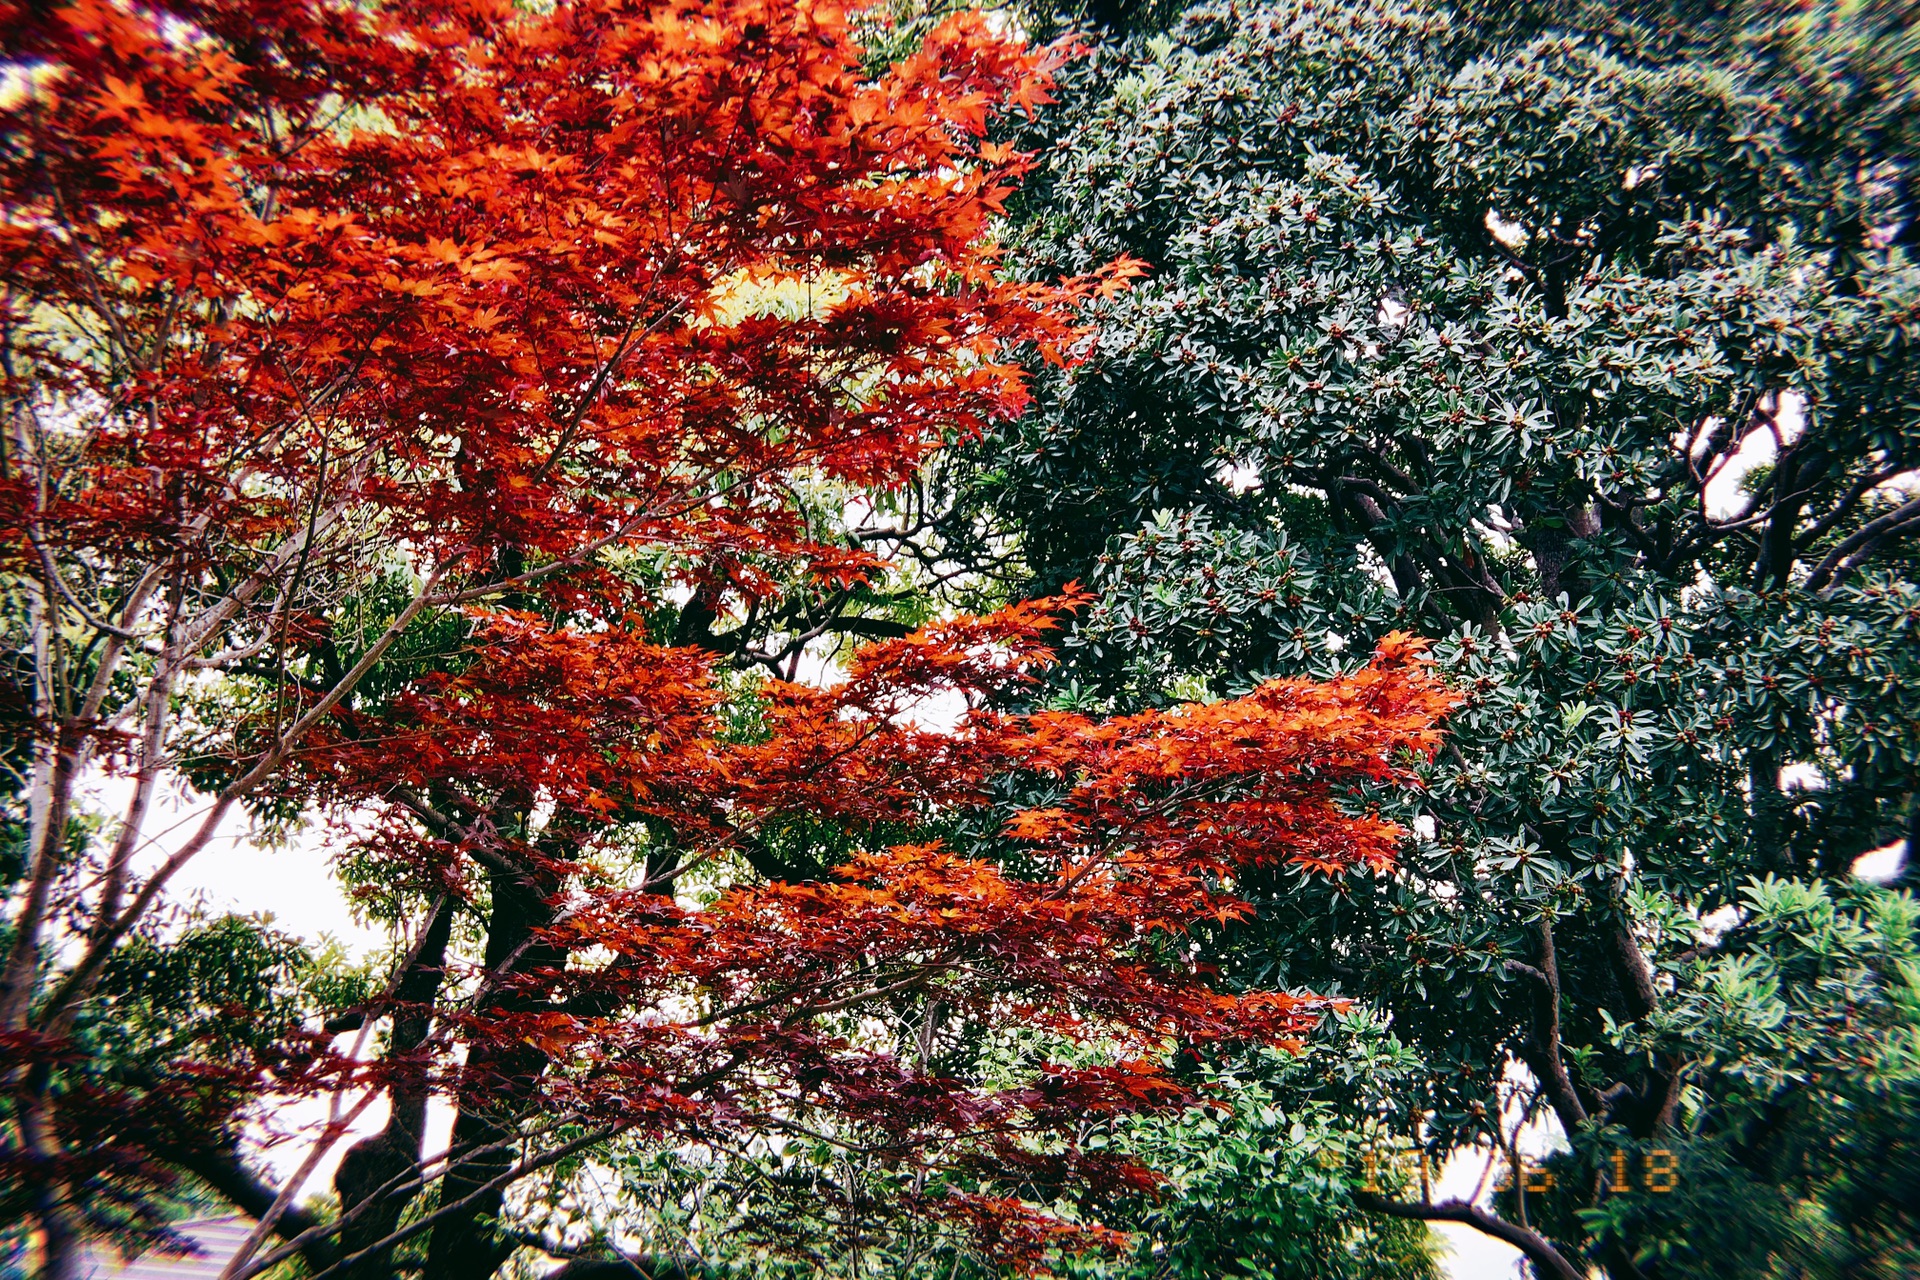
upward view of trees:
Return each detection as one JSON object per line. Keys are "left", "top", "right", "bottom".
{"left": 2, "top": 0, "right": 1916, "bottom": 1279}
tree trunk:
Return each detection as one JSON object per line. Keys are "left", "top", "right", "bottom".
{"left": 421, "top": 866, "right": 566, "bottom": 1280}
{"left": 19, "top": 1077, "right": 82, "bottom": 1280}
{"left": 333, "top": 895, "right": 458, "bottom": 1280}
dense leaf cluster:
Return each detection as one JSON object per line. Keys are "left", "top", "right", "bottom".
{"left": 931, "top": 0, "right": 1920, "bottom": 1273}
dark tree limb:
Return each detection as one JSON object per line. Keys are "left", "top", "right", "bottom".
{"left": 1753, "top": 446, "right": 1814, "bottom": 590}
{"left": 1806, "top": 495, "right": 1920, "bottom": 593}
{"left": 1350, "top": 1190, "right": 1584, "bottom": 1280}
{"left": 158, "top": 1142, "right": 343, "bottom": 1275}
{"left": 1608, "top": 915, "right": 1659, "bottom": 1022}
{"left": 1794, "top": 464, "right": 1906, "bottom": 550}
{"left": 1529, "top": 916, "right": 1591, "bottom": 1130}
{"left": 333, "top": 892, "right": 459, "bottom": 1280}
{"left": 422, "top": 856, "right": 569, "bottom": 1280}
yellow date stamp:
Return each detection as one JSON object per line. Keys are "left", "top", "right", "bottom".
{"left": 1360, "top": 1145, "right": 1679, "bottom": 1194}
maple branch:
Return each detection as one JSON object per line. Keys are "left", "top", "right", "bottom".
{"left": 385, "top": 785, "right": 526, "bottom": 881}
{"left": 233, "top": 1121, "right": 628, "bottom": 1280}
{"left": 93, "top": 566, "right": 184, "bottom": 940}
{"left": 749, "top": 1112, "right": 1028, "bottom": 1160}
{"left": 45, "top": 174, "right": 140, "bottom": 363}
{"left": 23, "top": 523, "right": 139, "bottom": 639}
{"left": 236, "top": 1050, "right": 746, "bottom": 1280}
{"left": 78, "top": 562, "right": 169, "bottom": 723}
{"left": 216, "top": 1085, "right": 381, "bottom": 1280}
{"left": 0, "top": 383, "right": 167, "bottom": 1019}
{"left": 530, "top": 299, "right": 689, "bottom": 488}
{"left": 175, "top": 473, "right": 367, "bottom": 660}
{"left": 689, "top": 956, "right": 950, "bottom": 1030}
{"left": 431, "top": 517, "right": 654, "bottom": 605}
{"left": 153, "top": 1141, "right": 342, "bottom": 1272}
{"left": 212, "top": 1103, "right": 595, "bottom": 1280}
{"left": 786, "top": 966, "right": 944, "bottom": 1021}
{"left": 0, "top": 555, "right": 89, "bottom": 1030}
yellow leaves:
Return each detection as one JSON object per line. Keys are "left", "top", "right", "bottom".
{"left": 703, "top": 267, "right": 852, "bottom": 325}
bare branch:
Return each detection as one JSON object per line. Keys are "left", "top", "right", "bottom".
{"left": 1350, "top": 1190, "right": 1584, "bottom": 1280}
{"left": 34, "top": 563, "right": 450, "bottom": 1032}
{"left": 1806, "top": 495, "right": 1920, "bottom": 593}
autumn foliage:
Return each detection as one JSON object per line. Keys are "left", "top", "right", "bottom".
{"left": 271, "top": 590, "right": 1453, "bottom": 1266}
{"left": 1, "top": 0, "right": 1449, "bottom": 1273}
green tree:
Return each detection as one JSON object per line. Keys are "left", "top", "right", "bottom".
{"left": 0, "top": 912, "right": 371, "bottom": 1270}
{"left": 939, "top": 0, "right": 1920, "bottom": 1274}
{"left": 1563, "top": 877, "right": 1920, "bottom": 1278}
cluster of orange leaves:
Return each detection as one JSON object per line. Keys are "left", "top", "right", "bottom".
{"left": 303, "top": 598, "right": 1453, "bottom": 1259}
{"left": 2, "top": 0, "right": 1137, "bottom": 580}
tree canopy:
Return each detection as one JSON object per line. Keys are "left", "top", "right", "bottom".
{"left": 939, "top": 0, "right": 1920, "bottom": 1274}
{"left": 5, "top": 0, "right": 1919, "bottom": 1278}
{"left": 1, "top": 0, "right": 1453, "bottom": 1277}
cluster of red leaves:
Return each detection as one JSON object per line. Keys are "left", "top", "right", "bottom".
{"left": 299, "top": 601, "right": 1453, "bottom": 1261}
{"left": 2, "top": 0, "right": 1134, "bottom": 589}
{"left": 3, "top": 0, "right": 1440, "bottom": 1264}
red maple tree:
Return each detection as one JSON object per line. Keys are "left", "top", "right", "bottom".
{"left": 0, "top": 0, "right": 1452, "bottom": 1275}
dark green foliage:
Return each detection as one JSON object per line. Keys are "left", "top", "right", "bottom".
{"left": 0, "top": 914, "right": 368, "bottom": 1267}
{"left": 1535, "top": 878, "right": 1920, "bottom": 1277}
{"left": 947, "top": 0, "right": 1920, "bottom": 1273}
{"left": 1053, "top": 1034, "right": 1443, "bottom": 1280}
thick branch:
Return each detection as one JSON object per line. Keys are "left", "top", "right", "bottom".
{"left": 1805, "top": 495, "right": 1920, "bottom": 593}
{"left": 157, "top": 1142, "right": 342, "bottom": 1274}
{"left": 1529, "top": 916, "right": 1590, "bottom": 1130}
{"left": 238, "top": 1122, "right": 628, "bottom": 1280}
{"left": 1350, "top": 1189, "right": 1584, "bottom": 1280}
{"left": 1794, "top": 465, "right": 1906, "bottom": 550}
{"left": 1608, "top": 915, "right": 1659, "bottom": 1023}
